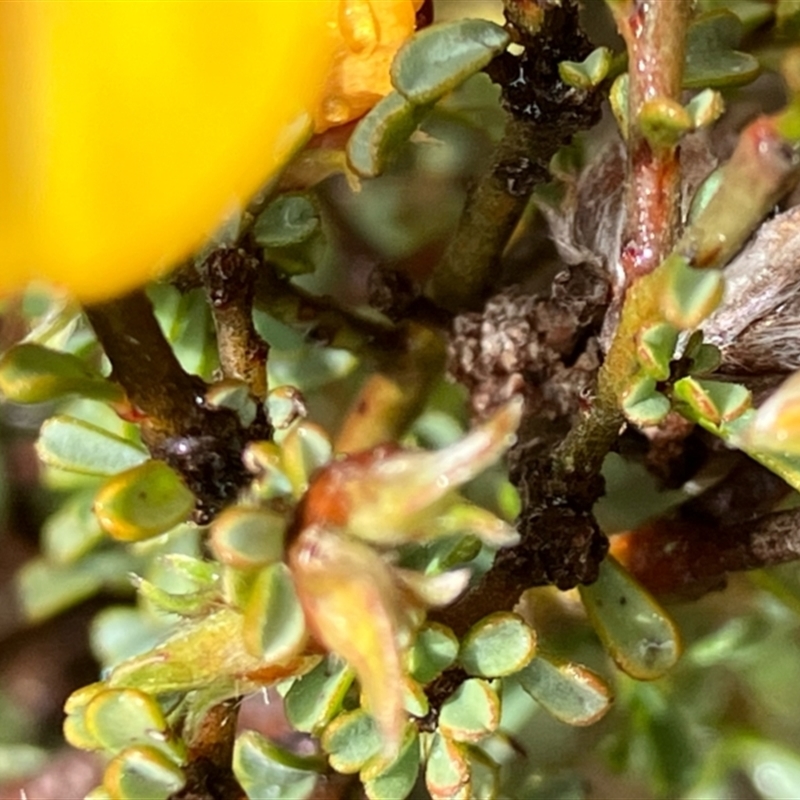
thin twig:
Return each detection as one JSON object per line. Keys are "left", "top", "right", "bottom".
{"left": 199, "top": 247, "right": 268, "bottom": 400}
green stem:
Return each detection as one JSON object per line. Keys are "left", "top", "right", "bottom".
{"left": 427, "top": 0, "right": 601, "bottom": 311}
{"left": 428, "top": 116, "right": 548, "bottom": 311}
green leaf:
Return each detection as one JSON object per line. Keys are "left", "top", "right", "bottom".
{"left": 661, "top": 255, "right": 724, "bottom": 328}
{"left": 233, "top": 731, "right": 319, "bottom": 800}
{"left": 685, "top": 88, "right": 725, "bottom": 129}
{"left": 689, "top": 343, "right": 721, "bottom": 376}
{"left": 579, "top": 557, "right": 682, "bottom": 680}
{"left": 206, "top": 380, "right": 257, "bottom": 427}
{"left": 149, "top": 285, "right": 219, "bottom": 381}
{"left": 103, "top": 746, "right": 185, "bottom": 800}
{"left": 636, "top": 323, "right": 679, "bottom": 381}
{"left": 90, "top": 606, "right": 170, "bottom": 669}
{"left": 134, "top": 577, "right": 218, "bottom": 618}
{"left": 347, "top": 91, "right": 430, "bottom": 178}
{"left": 391, "top": 19, "right": 510, "bottom": 106}
{"left": 438, "top": 679, "right": 501, "bottom": 743}
{"left": 362, "top": 726, "right": 420, "bottom": 800}
{"left": 322, "top": 709, "right": 382, "bottom": 774}
{"left": 42, "top": 488, "right": 105, "bottom": 564}
{"left": 425, "top": 734, "right": 470, "bottom": 800}
{"left": 266, "top": 385, "right": 308, "bottom": 430}
{"left": 408, "top": 623, "right": 459, "bottom": 683}
{"left": 714, "top": 410, "right": 800, "bottom": 493}
{"left": 210, "top": 506, "right": 287, "bottom": 568}
{"left": 517, "top": 655, "right": 613, "bottom": 726}
{"left": 638, "top": 97, "right": 692, "bottom": 150}
{"left": 93, "top": 460, "right": 194, "bottom": 542}
{"left": 464, "top": 746, "right": 499, "bottom": 800}
{"left": 674, "top": 377, "right": 751, "bottom": 425}
{"left": 85, "top": 688, "right": 182, "bottom": 761}
{"left": 733, "top": 736, "right": 800, "bottom": 800}
{"left": 243, "top": 441, "right": 294, "bottom": 500}
{"left": 243, "top": 563, "right": 307, "bottom": 663}
{"left": 402, "top": 677, "right": 429, "bottom": 718}
{"left": 254, "top": 193, "right": 320, "bottom": 248}
{"left": 610, "top": 73, "right": 629, "bottom": 139}
{"left": 399, "top": 534, "right": 482, "bottom": 575}
{"left": 108, "top": 607, "right": 314, "bottom": 695}
{"left": 36, "top": 415, "right": 148, "bottom": 476}
{"left": 621, "top": 377, "right": 671, "bottom": 427}
{"left": 253, "top": 193, "right": 326, "bottom": 276}
{"left": 284, "top": 657, "right": 354, "bottom": 734}
{"left": 158, "top": 552, "right": 219, "bottom": 589}
{"left": 17, "top": 549, "right": 138, "bottom": 623}
{"left": 684, "top": 10, "right": 760, "bottom": 89}
{"left": 0, "top": 342, "right": 122, "bottom": 404}
{"left": 459, "top": 612, "right": 536, "bottom": 678}
{"left": 687, "top": 167, "right": 724, "bottom": 223}
{"left": 64, "top": 682, "right": 106, "bottom": 751}
{"left": 279, "top": 421, "right": 333, "bottom": 498}
{"left": 558, "top": 47, "right": 612, "bottom": 90}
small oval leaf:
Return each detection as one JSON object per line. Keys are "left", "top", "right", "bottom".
{"left": 362, "top": 726, "right": 420, "bottom": 800}
{"left": 0, "top": 342, "right": 122, "bottom": 404}
{"left": 322, "top": 709, "right": 382, "bottom": 774}
{"left": 37, "top": 415, "right": 148, "bottom": 476}
{"left": 391, "top": 19, "right": 510, "bottom": 106}
{"left": 254, "top": 193, "right": 320, "bottom": 248}
{"left": 517, "top": 655, "right": 613, "bottom": 726}
{"left": 408, "top": 623, "right": 459, "bottom": 683}
{"left": 661, "top": 255, "right": 724, "bottom": 328}
{"left": 425, "top": 734, "right": 470, "bottom": 800}
{"left": 233, "top": 731, "right": 319, "bottom": 800}
{"left": 347, "top": 91, "right": 430, "bottom": 178}
{"left": 438, "top": 679, "right": 501, "bottom": 743}
{"left": 103, "top": 745, "right": 184, "bottom": 800}
{"left": 243, "top": 563, "right": 307, "bottom": 663}
{"left": 94, "top": 460, "right": 195, "bottom": 542}
{"left": 284, "top": 657, "right": 354, "bottom": 735}
{"left": 209, "top": 506, "right": 287, "bottom": 568}
{"left": 459, "top": 612, "right": 536, "bottom": 678}
{"left": 579, "top": 556, "right": 682, "bottom": 680}
{"left": 85, "top": 688, "right": 181, "bottom": 761}
{"left": 684, "top": 10, "right": 760, "bottom": 89}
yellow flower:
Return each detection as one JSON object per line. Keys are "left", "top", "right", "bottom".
{"left": 0, "top": 1, "right": 420, "bottom": 302}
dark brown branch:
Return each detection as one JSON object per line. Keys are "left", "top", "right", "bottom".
{"left": 168, "top": 701, "right": 245, "bottom": 800}
{"left": 613, "top": 507, "right": 800, "bottom": 600}
{"left": 85, "top": 290, "right": 271, "bottom": 522}
{"left": 85, "top": 290, "right": 207, "bottom": 438}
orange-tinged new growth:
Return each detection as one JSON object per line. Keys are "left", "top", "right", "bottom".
{"left": 0, "top": 1, "right": 421, "bottom": 302}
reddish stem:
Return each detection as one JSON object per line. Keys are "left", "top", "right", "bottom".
{"left": 616, "top": 0, "right": 691, "bottom": 281}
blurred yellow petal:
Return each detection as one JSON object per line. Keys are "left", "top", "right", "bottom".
{"left": 0, "top": 1, "right": 418, "bottom": 302}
